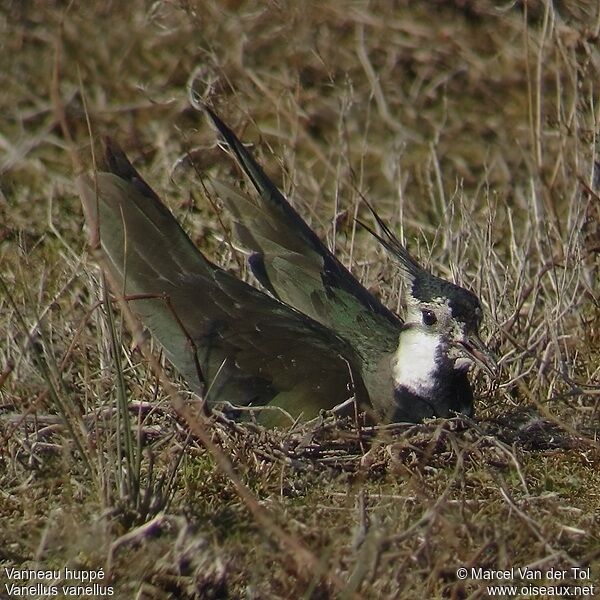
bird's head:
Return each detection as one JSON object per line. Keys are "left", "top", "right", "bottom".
{"left": 401, "top": 272, "right": 495, "bottom": 377}
{"left": 359, "top": 203, "right": 497, "bottom": 397}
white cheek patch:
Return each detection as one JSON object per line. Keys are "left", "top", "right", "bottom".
{"left": 393, "top": 328, "right": 441, "bottom": 395}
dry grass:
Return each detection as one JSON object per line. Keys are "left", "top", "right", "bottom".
{"left": 1, "top": 1, "right": 599, "bottom": 598}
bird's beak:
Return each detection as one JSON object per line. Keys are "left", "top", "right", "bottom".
{"left": 458, "top": 333, "right": 498, "bottom": 378}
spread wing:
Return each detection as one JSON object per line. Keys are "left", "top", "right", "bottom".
{"left": 204, "top": 106, "right": 403, "bottom": 368}
{"left": 77, "top": 140, "right": 366, "bottom": 424}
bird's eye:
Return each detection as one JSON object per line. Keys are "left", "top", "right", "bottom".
{"left": 421, "top": 309, "right": 437, "bottom": 326}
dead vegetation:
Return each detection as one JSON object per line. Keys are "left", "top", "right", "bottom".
{"left": 1, "top": 1, "right": 599, "bottom": 598}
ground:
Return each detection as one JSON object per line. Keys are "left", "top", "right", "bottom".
{"left": 1, "top": 1, "right": 599, "bottom": 598}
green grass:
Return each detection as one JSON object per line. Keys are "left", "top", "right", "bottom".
{"left": 1, "top": 1, "right": 599, "bottom": 598}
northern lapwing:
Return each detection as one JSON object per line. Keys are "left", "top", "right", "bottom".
{"left": 77, "top": 106, "right": 495, "bottom": 426}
